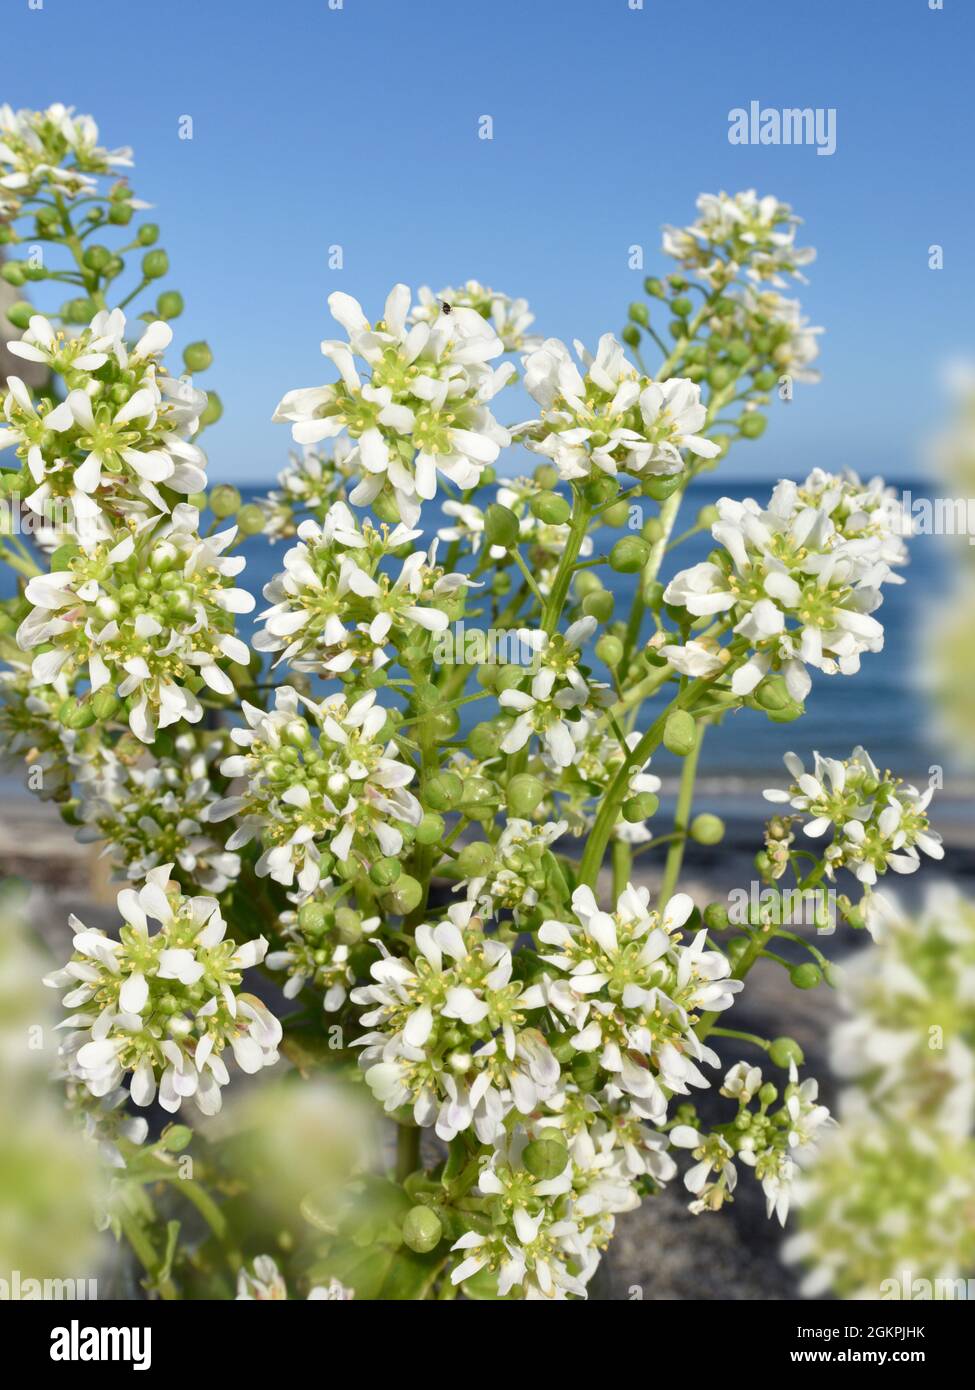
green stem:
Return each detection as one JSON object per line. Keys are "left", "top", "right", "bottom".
{"left": 658, "top": 718, "right": 706, "bottom": 904}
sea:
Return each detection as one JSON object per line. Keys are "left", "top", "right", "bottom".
{"left": 4, "top": 478, "right": 971, "bottom": 826}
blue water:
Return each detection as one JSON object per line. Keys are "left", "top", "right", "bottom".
{"left": 232, "top": 479, "right": 955, "bottom": 789}
{"left": 2, "top": 478, "right": 958, "bottom": 791}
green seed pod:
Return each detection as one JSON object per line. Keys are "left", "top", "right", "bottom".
{"left": 484, "top": 502, "right": 520, "bottom": 549}
{"left": 5, "top": 301, "right": 32, "bottom": 330}
{"left": 642, "top": 580, "right": 665, "bottom": 611}
{"left": 369, "top": 856, "right": 401, "bottom": 888}
{"left": 401, "top": 1204, "right": 443, "bottom": 1253}
{"left": 695, "top": 504, "right": 719, "bottom": 530}
{"left": 209, "top": 484, "right": 241, "bottom": 518}
{"left": 108, "top": 201, "right": 133, "bottom": 225}
{"left": 703, "top": 902, "right": 730, "bottom": 932}
{"left": 183, "top": 340, "right": 213, "bottom": 373}
{"left": 663, "top": 710, "right": 697, "bottom": 757}
{"left": 609, "top": 536, "right": 651, "bottom": 574}
{"left": 456, "top": 841, "right": 494, "bottom": 877}
{"left": 628, "top": 301, "right": 650, "bottom": 327}
{"left": 236, "top": 503, "right": 265, "bottom": 535}
{"left": 574, "top": 571, "right": 603, "bottom": 600}
{"left": 584, "top": 475, "right": 618, "bottom": 507}
{"left": 641, "top": 473, "right": 683, "bottom": 502}
{"left": 334, "top": 906, "right": 363, "bottom": 942}
{"left": 621, "top": 324, "right": 641, "bottom": 348}
{"left": 90, "top": 690, "right": 121, "bottom": 721}
{"left": 708, "top": 364, "right": 734, "bottom": 390}
{"left": 789, "top": 962, "right": 822, "bottom": 991}
{"left": 141, "top": 249, "right": 169, "bottom": 279}
{"left": 507, "top": 773, "right": 545, "bottom": 817}
{"left": 752, "top": 368, "right": 778, "bottom": 391}
{"left": 298, "top": 901, "right": 328, "bottom": 934}
{"left": 601, "top": 500, "right": 630, "bottom": 528}
{"left": 622, "top": 792, "right": 659, "bottom": 823}
{"left": 739, "top": 412, "right": 767, "bottom": 439}
{"left": 414, "top": 811, "right": 445, "bottom": 846}
{"left": 424, "top": 771, "right": 463, "bottom": 811}
{"left": 769, "top": 1036, "right": 805, "bottom": 1069}
{"left": 726, "top": 338, "right": 750, "bottom": 365}
{"left": 644, "top": 277, "right": 666, "bottom": 298}
{"left": 533, "top": 463, "right": 559, "bottom": 490}
{"left": 671, "top": 295, "right": 693, "bottom": 317}
{"left": 581, "top": 589, "right": 614, "bottom": 622}
{"left": 753, "top": 675, "right": 792, "bottom": 711}
{"left": 595, "top": 634, "right": 623, "bottom": 668}
{"left": 0, "top": 262, "right": 26, "bottom": 286}
{"left": 690, "top": 813, "right": 725, "bottom": 845}
{"left": 384, "top": 874, "right": 423, "bottom": 915}
{"left": 640, "top": 516, "right": 663, "bottom": 544}
{"left": 523, "top": 1133, "right": 569, "bottom": 1180}
{"left": 530, "top": 490, "right": 570, "bottom": 525}
{"left": 137, "top": 222, "right": 160, "bottom": 246}
{"left": 156, "top": 290, "right": 185, "bottom": 320}
{"left": 467, "top": 721, "right": 502, "bottom": 760}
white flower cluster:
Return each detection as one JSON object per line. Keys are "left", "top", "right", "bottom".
{"left": 662, "top": 472, "right": 906, "bottom": 700}
{"left": 75, "top": 732, "right": 241, "bottom": 892}
{"left": 458, "top": 817, "right": 567, "bottom": 922}
{"left": 0, "top": 310, "right": 207, "bottom": 542}
{"left": 209, "top": 685, "right": 420, "bottom": 890}
{"left": 730, "top": 286, "right": 823, "bottom": 384}
{"left": 254, "top": 500, "right": 471, "bottom": 674}
{"left": 0, "top": 103, "right": 132, "bottom": 212}
{"left": 17, "top": 503, "right": 253, "bottom": 742}
{"left": 267, "top": 893, "right": 379, "bottom": 1013}
{"left": 514, "top": 333, "right": 719, "bottom": 482}
{"left": 763, "top": 747, "right": 943, "bottom": 886}
{"left": 662, "top": 189, "right": 815, "bottom": 288}
{"left": 273, "top": 285, "right": 513, "bottom": 525}
{"left": 675, "top": 1059, "right": 830, "bottom": 1224}
{"left": 43, "top": 866, "right": 280, "bottom": 1115}
{"left": 411, "top": 281, "right": 542, "bottom": 354}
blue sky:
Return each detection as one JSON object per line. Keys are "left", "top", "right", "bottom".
{"left": 5, "top": 0, "right": 972, "bottom": 485}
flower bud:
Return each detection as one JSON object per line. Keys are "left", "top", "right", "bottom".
{"left": 533, "top": 464, "right": 559, "bottom": 490}
{"left": 622, "top": 325, "right": 641, "bottom": 348}
{"left": 402, "top": 1204, "right": 443, "bottom": 1253}
{"left": 609, "top": 536, "right": 651, "bottom": 574}
{"left": 91, "top": 690, "right": 121, "bottom": 721}
{"left": 601, "top": 500, "right": 630, "bottom": 528}
{"left": 690, "top": 813, "right": 725, "bottom": 845}
{"left": 644, "top": 277, "right": 666, "bottom": 298}
{"left": 584, "top": 476, "right": 618, "bottom": 507}
{"left": 789, "top": 962, "right": 822, "bottom": 990}
{"left": 628, "top": 301, "right": 650, "bottom": 327}
{"left": 758, "top": 1082, "right": 778, "bottom": 1108}
{"left": 5, "top": 301, "right": 32, "bottom": 330}
{"left": 663, "top": 710, "right": 696, "bottom": 757}
{"left": 739, "top": 412, "right": 767, "bottom": 439}
{"left": 695, "top": 504, "right": 719, "bottom": 530}
{"left": 574, "top": 571, "right": 603, "bottom": 600}
{"left": 137, "top": 222, "right": 160, "bottom": 246}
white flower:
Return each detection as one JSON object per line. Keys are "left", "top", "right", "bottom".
{"left": 273, "top": 284, "right": 513, "bottom": 524}
{"left": 514, "top": 333, "right": 718, "bottom": 482}
{"left": 662, "top": 189, "right": 815, "bottom": 289}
